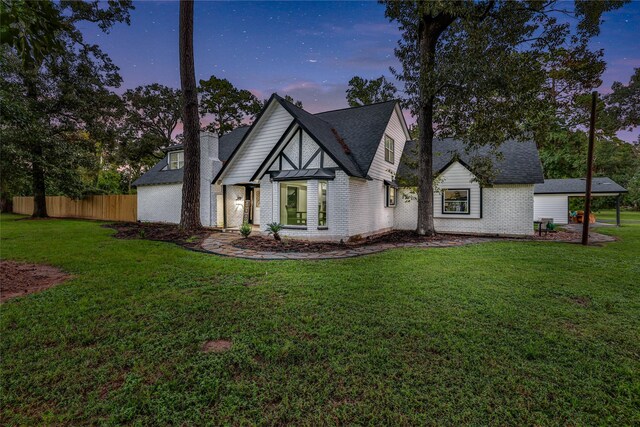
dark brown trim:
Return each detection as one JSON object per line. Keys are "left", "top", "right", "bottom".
{"left": 250, "top": 121, "right": 298, "bottom": 181}
{"left": 213, "top": 94, "right": 278, "bottom": 183}
{"left": 281, "top": 153, "right": 298, "bottom": 170}
{"left": 303, "top": 148, "right": 321, "bottom": 169}
{"left": 298, "top": 130, "right": 303, "bottom": 169}
{"left": 273, "top": 95, "right": 363, "bottom": 177}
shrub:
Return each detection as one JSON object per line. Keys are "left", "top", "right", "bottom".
{"left": 265, "top": 222, "right": 284, "bottom": 241}
{"left": 239, "top": 222, "right": 252, "bottom": 238}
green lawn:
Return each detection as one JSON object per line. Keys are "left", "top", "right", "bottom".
{"left": 596, "top": 208, "right": 640, "bottom": 223}
{"left": 1, "top": 214, "right": 639, "bottom": 425}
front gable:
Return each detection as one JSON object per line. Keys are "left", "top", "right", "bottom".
{"left": 253, "top": 128, "right": 338, "bottom": 179}
{"left": 216, "top": 99, "right": 294, "bottom": 185}
{"left": 435, "top": 161, "right": 482, "bottom": 219}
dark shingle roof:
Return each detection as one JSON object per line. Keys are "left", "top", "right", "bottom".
{"left": 213, "top": 94, "right": 404, "bottom": 182}
{"left": 133, "top": 127, "right": 249, "bottom": 187}
{"left": 315, "top": 100, "right": 399, "bottom": 177}
{"left": 275, "top": 95, "right": 401, "bottom": 178}
{"left": 398, "top": 138, "right": 544, "bottom": 185}
{"left": 219, "top": 126, "right": 249, "bottom": 162}
{"left": 534, "top": 177, "right": 627, "bottom": 194}
{"left": 132, "top": 156, "right": 182, "bottom": 187}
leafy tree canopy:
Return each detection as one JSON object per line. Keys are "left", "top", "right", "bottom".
{"left": 0, "top": 0, "right": 133, "bottom": 214}
{"left": 198, "top": 75, "right": 261, "bottom": 136}
{"left": 346, "top": 75, "right": 398, "bottom": 107}
{"left": 382, "top": 0, "right": 629, "bottom": 233}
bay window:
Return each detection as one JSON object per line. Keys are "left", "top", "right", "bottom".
{"left": 280, "top": 181, "right": 307, "bottom": 226}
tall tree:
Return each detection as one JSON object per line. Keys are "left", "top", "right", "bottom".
{"left": 346, "top": 75, "right": 398, "bottom": 107}
{"left": 0, "top": 0, "right": 133, "bottom": 217}
{"left": 383, "top": 0, "right": 627, "bottom": 236}
{"left": 119, "top": 84, "right": 183, "bottom": 189}
{"left": 178, "top": 0, "right": 201, "bottom": 230}
{"left": 123, "top": 84, "right": 183, "bottom": 147}
{"left": 605, "top": 67, "right": 640, "bottom": 131}
{"left": 198, "top": 75, "right": 262, "bottom": 136}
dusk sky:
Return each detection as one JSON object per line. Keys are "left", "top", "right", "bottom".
{"left": 78, "top": 1, "right": 640, "bottom": 142}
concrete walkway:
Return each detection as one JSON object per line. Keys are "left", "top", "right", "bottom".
{"left": 200, "top": 233, "right": 495, "bottom": 260}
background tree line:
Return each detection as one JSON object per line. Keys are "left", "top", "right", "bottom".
{"left": 1, "top": 0, "right": 638, "bottom": 219}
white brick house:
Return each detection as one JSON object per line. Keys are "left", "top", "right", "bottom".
{"left": 134, "top": 94, "right": 545, "bottom": 239}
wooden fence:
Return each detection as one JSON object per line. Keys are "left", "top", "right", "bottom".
{"left": 12, "top": 195, "right": 137, "bottom": 222}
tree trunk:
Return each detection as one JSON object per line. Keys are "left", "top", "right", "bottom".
{"left": 416, "top": 21, "right": 438, "bottom": 236}
{"left": 26, "top": 78, "right": 48, "bottom": 218}
{"left": 178, "top": 0, "right": 201, "bottom": 230}
{"left": 415, "top": 13, "right": 456, "bottom": 236}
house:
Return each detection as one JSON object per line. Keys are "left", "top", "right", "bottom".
{"left": 134, "top": 94, "right": 546, "bottom": 239}
{"left": 533, "top": 177, "right": 627, "bottom": 225}
{"left": 395, "top": 138, "right": 544, "bottom": 236}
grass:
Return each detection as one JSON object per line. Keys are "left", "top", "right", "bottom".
{"left": 1, "top": 213, "right": 639, "bottom": 425}
{"left": 595, "top": 208, "right": 640, "bottom": 223}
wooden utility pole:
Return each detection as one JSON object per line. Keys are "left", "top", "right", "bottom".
{"left": 582, "top": 91, "right": 597, "bottom": 246}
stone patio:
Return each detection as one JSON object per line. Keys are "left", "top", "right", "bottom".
{"left": 198, "top": 226, "right": 618, "bottom": 261}
{"left": 200, "top": 233, "right": 497, "bottom": 260}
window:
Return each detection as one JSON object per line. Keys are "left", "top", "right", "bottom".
{"left": 168, "top": 151, "right": 184, "bottom": 170}
{"left": 442, "top": 189, "right": 470, "bottom": 214}
{"left": 318, "top": 181, "right": 327, "bottom": 227}
{"left": 280, "top": 181, "right": 307, "bottom": 226}
{"left": 385, "top": 184, "right": 396, "bottom": 207}
{"left": 384, "top": 135, "right": 395, "bottom": 164}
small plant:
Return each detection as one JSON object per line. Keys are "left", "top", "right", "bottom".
{"left": 239, "top": 222, "right": 252, "bottom": 238}
{"left": 265, "top": 222, "right": 284, "bottom": 241}
{"left": 138, "top": 228, "right": 146, "bottom": 239}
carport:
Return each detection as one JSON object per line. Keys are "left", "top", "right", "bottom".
{"left": 533, "top": 177, "right": 628, "bottom": 226}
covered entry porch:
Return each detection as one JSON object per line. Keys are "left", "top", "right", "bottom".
{"left": 217, "top": 184, "right": 261, "bottom": 230}
{"left": 533, "top": 177, "right": 628, "bottom": 226}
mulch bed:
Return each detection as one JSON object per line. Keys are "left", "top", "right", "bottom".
{"left": 529, "top": 230, "right": 581, "bottom": 241}
{"left": 104, "top": 222, "right": 210, "bottom": 248}
{"left": 1, "top": 260, "right": 71, "bottom": 302}
{"left": 231, "top": 230, "right": 474, "bottom": 253}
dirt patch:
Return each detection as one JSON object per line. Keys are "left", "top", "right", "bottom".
{"left": 231, "top": 230, "right": 474, "bottom": 253}
{"left": 202, "top": 339, "right": 232, "bottom": 353}
{"left": 0, "top": 260, "right": 71, "bottom": 302}
{"left": 105, "top": 222, "right": 210, "bottom": 249}
{"left": 568, "top": 295, "right": 591, "bottom": 307}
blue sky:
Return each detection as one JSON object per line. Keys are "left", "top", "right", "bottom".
{"left": 79, "top": 1, "right": 640, "bottom": 141}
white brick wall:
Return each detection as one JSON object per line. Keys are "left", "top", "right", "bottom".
{"left": 348, "top": 177, "right": 394, "bottom": 238}
{"left": 138, "top": 131, "right": 220, "bottom": 226}
{"left": 395, "top": 185, "right": 535, "bottom": 236}
{"left": 137, "top": 184, "right": 183, "bottom": 224}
